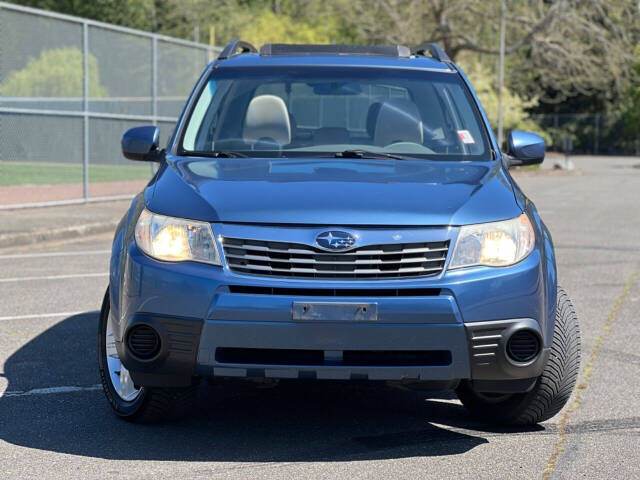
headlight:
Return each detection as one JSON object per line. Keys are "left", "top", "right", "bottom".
{"left": 449, "top": 213, "right": 535, "bottom": 269}
{"left": 134, "top": 209, "right": 221, "bottom": 265}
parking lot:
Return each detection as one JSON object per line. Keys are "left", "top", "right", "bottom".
{"left": 0, "top": 156, "right": 638, "bottom": 479}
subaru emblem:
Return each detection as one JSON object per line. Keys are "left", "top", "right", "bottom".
{"left": 315, "top": 231, "right": 357, "bottom": 252}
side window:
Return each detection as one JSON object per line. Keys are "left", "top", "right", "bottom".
{"left": 183, "top": 80, "right": 216, "bottom": 150}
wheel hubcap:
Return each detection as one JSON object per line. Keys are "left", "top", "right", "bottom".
{"left": 106, "top": 312, "right": 142, "bottom": 401}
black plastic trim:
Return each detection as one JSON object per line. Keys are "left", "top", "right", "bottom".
{"left": 411, "top": 42, "right": 451, "bottom": 62}
{"left": 117, "top": 313, "right": 203, "bottom": 387}
{"left": 218, "top": 40, "right": 257, "bottom": 60}
{"left": 126, "top": 324, "right": 161, "bottom": 359}
{"left": 507, "top": 330, "right": 541, "bottom": 362}
{"left": 227, "top": 285, "right": 441, "bottom": 297}
{"left": 471, "top": 377, "right": 538, "bottom": 393}
{"left": 465, "top": 318, "right": 549, "bottom": 381}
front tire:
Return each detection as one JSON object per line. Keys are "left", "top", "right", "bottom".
{"left": 456, "top": 287, "right": 581, "bottom": 425}
{"left": 98, "top": 288, "right": 197, "bottom": 423}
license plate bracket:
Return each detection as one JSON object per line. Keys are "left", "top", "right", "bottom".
{"left": 292, "top": 302, "right": 378, "bottom": 322}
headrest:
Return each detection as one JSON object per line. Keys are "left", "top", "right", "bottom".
{"left": 243, "top": 95, "right": 291, "bottom": 145}
{"left": 373, "top": 98, "right": 423, "bottom": 147}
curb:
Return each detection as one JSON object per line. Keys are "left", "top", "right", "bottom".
{"left": 0, "top": 221, "right": 118, "bottom": 249}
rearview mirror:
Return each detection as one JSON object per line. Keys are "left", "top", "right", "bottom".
{"left": 506, "top": 130, "right": 545, "bottom": 167}
{"left": 309, "top": 81, "right": 362, "bottom": 95}
{"left": 122, "top": 126, "right": 162, "bottom": 162}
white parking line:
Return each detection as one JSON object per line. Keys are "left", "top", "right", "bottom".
{"left": 0, "top": 250, "right": 109, "bottom": 260}
{"left": 0, "top": 311, "right": 90, "bottom": 322}
{"left": 0, "top": 272, "right": 108, "bottom": 283}
{"left": 1, "top": 384, "right": 102, "bottom": 398}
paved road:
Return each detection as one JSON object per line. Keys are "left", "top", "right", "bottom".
{"left": 1, "top": 156, "right": 639, "bottom": 479}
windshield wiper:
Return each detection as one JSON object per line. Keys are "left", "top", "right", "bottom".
{"left": 186, "top": 150, "right": 248, "bottom": 158}
{"left": 210, "top": 151, "right": 248, "bottom": 158}
{"left": 334, "top": 149, "right": 405, "bottom": 160}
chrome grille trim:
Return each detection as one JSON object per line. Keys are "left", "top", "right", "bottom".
{"left": 224, "top": 243, "right": 448, "bottom": 256}
{"left": 224, "top": 253, "right": 447, "bottom": 265}
{"left": 222, "top": 237, "right": 449, "bottom": 279}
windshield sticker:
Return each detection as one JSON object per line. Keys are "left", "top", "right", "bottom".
{"left": 457, "top": 130, "right": 475, "bottom": 144}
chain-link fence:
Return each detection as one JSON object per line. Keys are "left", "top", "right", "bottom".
{"left": 0, "top": 2, "right": 220, "bottom": 208}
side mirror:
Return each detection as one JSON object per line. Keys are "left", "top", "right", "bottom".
{"left": 505, "top": 130, "right": 545, "bottom": 167}
{"left": 122, "top": 126, "right": 162, "bottom": 162}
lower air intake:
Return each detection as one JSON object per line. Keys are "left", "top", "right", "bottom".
{"left": 506, "top": 330, "right": 540, "bottom": 362}
{"left": 215, "top": 348, "right": 451, "bottom": 367}
{"left": 127, "top": 325, "right": 160, "bottom": 359}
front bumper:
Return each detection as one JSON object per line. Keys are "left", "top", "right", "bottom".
{"left": 114, "top": 231, "right": 550, "bottom": 390}
{"left": 122, "top": 311, "right": 547, "bottom": 392}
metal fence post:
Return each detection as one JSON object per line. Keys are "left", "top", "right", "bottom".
{"left": 497, "top": 0, "right": 506, "bottom": 148}
{"left": 152, "top": 35, "right": 158, "bottom": 125}
{"left": 82, "top": 21, "right": 89, "bottom": 201}
{"left": 151, "top": 35, "right": 158, "bottom": 175}
{"left": 594, "top": 114, "right": 600, "bottom": 155}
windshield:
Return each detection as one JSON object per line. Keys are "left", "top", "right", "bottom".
{"left": 180, "top": 66, "right": 491, "bottom": 161}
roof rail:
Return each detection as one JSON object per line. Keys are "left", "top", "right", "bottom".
{"left": 218, "top": 40, "right": 257, "bottom": 60}
{"left": 260, "top": 44, "right": 411, "bottom": 58}
{"left": 411, "top": 42, "right": 451, "bottom": 63}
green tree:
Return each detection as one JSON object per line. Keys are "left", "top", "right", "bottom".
{"left": 459, "top": 57, "right": 548, "bottom": 142}
{"left": 152, "top": 0, "right": 350, "bottom": 46}
{"left": 0, "top": 47, "right": 107, "bottom": 97}
{"left": 152, "top": 0, "right": 252, "bottom": 44}
{"left": 240, "top": 10, "right": 332, "bottom": 46}
{"left": 342, "top": 0, "right": 639, "bottom": 103}
{"left": 13, "top": 0, "right": 155, "bottom": 30}
{"left": 615, "top": 44, "right": 640, "bottom": 149}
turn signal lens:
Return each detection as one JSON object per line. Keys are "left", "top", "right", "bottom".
{"left": 449, "top": 213, "right": 535, "bottom": 269}
{"left": 135, "top": 209, "right": 221, "bottom": 265}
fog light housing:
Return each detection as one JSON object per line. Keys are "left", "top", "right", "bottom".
{"left": 127, "top": 324, "right": 161, "bottom": 359}
{"left": 506, "top": 330, "right": 541, "bottom": 363}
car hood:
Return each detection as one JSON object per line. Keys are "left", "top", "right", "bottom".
{"left": 146, "top": 157, "right": 521, "bottom": 226}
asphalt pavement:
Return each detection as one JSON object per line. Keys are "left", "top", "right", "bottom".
{"left": 0, "top": 156, "right": 639, "bottom": 479}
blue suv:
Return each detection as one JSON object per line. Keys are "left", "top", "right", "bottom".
{"left": 99, "top": 42, "right": 581, "bottom": 424}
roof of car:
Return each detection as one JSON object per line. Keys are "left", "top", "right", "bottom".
{"left": 215, "top": 53, "right": 453, "bottom": 71}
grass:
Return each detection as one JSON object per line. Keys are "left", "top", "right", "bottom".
{"left": 0, "top": 161, "right": 153, "bottom": 186}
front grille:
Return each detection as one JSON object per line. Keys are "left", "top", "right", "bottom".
{"left": 222, "top": 237, "right": 449, "bottom": 279}
{"left": 228, "top": 285, "right": 441, "bottom": 296}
